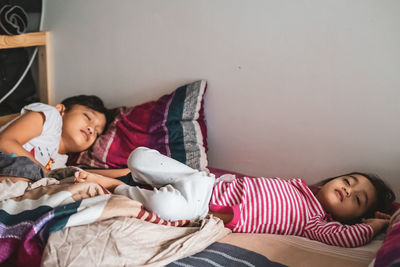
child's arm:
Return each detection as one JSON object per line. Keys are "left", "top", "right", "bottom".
{"left": 0, "top": 111, "right": 45, "bottom": 167}
{"left": 74, "top": 170, "right": 124, "bottom": 191}
{"left": 86, "top": 168, "right": 130, "bottom": 178}
{"left": 303, "top": 217, "right": 375, "bottom": 247}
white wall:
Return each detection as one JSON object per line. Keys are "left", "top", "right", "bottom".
{"left": 43, "top": 0, "right": 400, "bottom": 198}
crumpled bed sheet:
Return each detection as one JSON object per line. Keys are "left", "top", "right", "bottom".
{"left": 0, "top": 178, "right": 230, "bottom": 267}
{"left": 42, "top": 215, "right": 229, "bottom": 267}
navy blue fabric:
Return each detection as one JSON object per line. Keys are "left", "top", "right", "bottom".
{"left": 168, "top": 242, "right": 287, "bottom": 267}
{"left": 0, "top": 152, "right": 44, "bottom": 181}
{"left": 115, "top": 173, "right": 141, "bottom": 186}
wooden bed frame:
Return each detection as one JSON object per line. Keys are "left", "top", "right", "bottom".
{"left": 0, "top": 31, "right": 51, "bottom": 104}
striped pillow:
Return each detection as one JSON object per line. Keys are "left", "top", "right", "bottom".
{"left": 68, "top": 80, "right": 208, "bottom": 170}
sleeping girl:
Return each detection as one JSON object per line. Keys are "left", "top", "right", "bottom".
{"left": 0, "top": 95, "right": 109, "bottom": 172}
{"left": 74, "top": 147, "right": 395, "bottom": 248}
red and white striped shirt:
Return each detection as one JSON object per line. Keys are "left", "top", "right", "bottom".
{"left": 209, "top": 177, "right": 374, "bottom": 248}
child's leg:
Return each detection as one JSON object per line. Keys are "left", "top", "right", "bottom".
{"left": 128, "top": 147, "right": 203, "bottom": 187}
{"left": 75, "top": 169, "right": 215, "bottom": 221}
{"left": 116, "top": 147, "right": 216, "bottom": 221}
{"left": 114, "top": 172, "right": 215, "bottom": 221}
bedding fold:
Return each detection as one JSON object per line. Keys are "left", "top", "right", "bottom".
{"left": 0, "top": 180, "right": 200, "bottom": 267}
{"left": 42, "top": 215, "right": 230, "bottom": 267}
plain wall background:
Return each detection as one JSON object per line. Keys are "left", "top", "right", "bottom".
{"left": 43, "top": 0, "right": 400, "bottom": 198}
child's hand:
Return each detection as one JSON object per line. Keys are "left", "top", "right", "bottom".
{"left": 74, "top": 171, "right": 89, "bottom": 183}
{"left": 374, "top": 211, "right": 391, "bottom": 220}
{"left": 362, "top": 211, "right": 391, "bottom": 236}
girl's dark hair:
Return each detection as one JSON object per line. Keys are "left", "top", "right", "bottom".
{"left": 318, "top": 172, "right": 396, "bottom": 219}
{"left": 61, "top": 95, "right": 112, "bottom": 133}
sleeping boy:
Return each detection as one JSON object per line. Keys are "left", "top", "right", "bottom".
{"left": 0, "top": 95, "right": 110, "bottom": 174}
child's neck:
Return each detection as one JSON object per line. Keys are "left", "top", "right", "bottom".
{"left": 58, "top": 139, "right": 67, "bottom": 155}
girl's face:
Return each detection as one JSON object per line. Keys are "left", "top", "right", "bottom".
{"left": 57, "top": 104, "right": 106, "bottom": 154}
{"left": 316, "top": 174, "right": 377, "bottom": 222}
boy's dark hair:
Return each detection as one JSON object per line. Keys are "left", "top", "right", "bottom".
{"left": 61, "top": 95, "right": 112, "bottom": 133}
{"left": 318, "top": 172, "right": 396, "bottom": 220}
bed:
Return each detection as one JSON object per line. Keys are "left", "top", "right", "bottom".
{"left": 0, "top": 166, "right": 396, "bottom": 267}
{"left": 0, "top": 75, "right": 398, "bottom": 266}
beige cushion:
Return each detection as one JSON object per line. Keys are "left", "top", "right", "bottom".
{"left": 218, "top": 233, "right": 382, "bottom": 267}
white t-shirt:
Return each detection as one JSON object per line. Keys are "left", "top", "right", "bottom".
{"left": 0, "top": 103, "right": 68, "bottom": 170}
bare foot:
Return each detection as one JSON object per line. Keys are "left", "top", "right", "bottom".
{"left": 74, "top": 171, "right": 123, "bottom": 191}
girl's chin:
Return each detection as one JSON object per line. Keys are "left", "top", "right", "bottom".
{"left": 322, "top": 199, "right": 339, "bottom": 213}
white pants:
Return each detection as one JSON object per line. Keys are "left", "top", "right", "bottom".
{"left": 114, "top": 147, "right": 215, "bottom": 221}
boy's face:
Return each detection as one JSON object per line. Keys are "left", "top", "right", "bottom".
{"left": 58, "top": 104, "right": 106, "bottom": 153}
{"left": 316, "top": 174, "right": 377, "bottom": 222}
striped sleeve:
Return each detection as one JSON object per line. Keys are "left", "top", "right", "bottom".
{"left": 303, "top": 216, "right": 374, "bottom": 247}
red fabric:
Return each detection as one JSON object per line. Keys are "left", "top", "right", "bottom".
{"left": 107, "top": 103, "right": 155, "bottom": 168}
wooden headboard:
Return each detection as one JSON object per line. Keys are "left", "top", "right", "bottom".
{"left": 0, "top": 31, "right": 51, "bottom": 104}
{"left": 0, "top": 31, "right": 50, "bottom": 126}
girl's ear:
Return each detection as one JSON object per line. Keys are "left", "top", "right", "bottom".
{"left": 55, "top": 104, "right": 66, "bottom": 116}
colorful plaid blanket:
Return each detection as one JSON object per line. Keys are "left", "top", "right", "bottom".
{"left": 0, "top": 181, "right": 192, "bottom": 267}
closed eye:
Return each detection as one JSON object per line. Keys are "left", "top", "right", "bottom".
{"left": 84, "top": 113, "right": 91, "bottom": 120}
{"left": 343, "top": 178, "right": 350, "bottom": 185}
{"left": 356, "top": 196, "right": 361, "bottom": 206}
